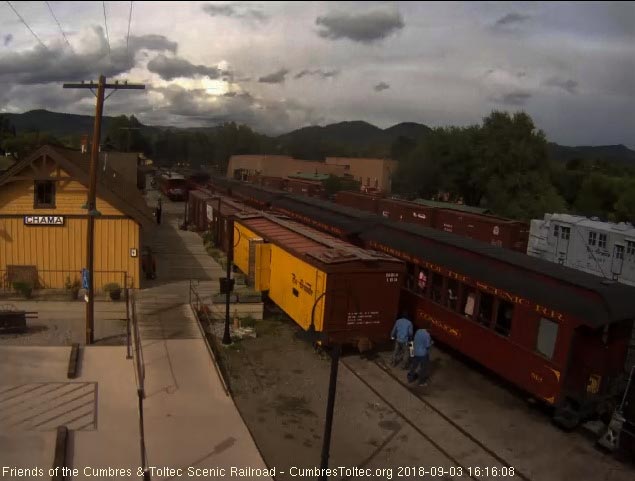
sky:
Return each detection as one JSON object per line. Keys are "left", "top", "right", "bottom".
{"left": 0, "top": 1, "right": 634, "bottom": 146}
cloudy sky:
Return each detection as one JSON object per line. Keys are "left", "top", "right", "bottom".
{"left": 1, "top": 1, "right": 634, "bottom": 146}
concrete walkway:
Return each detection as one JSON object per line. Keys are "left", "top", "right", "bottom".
{"left": 134, "top": 193, "right": 271, "bottom": 480}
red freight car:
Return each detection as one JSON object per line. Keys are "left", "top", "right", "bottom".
{"left": 284, "top": 179, "right": 325, "bottom": 197}
{"left": 158, "top": 172, "right": 188, "bottom": 201}
{"left": 334, "top": 191, "right": 382, "bottom": 213}
{"left": 205, "top": 195, "right": 256, "bottom": 254}
{"left": 378, "top": 198, "right": 435, "bottom": 227}
{"left": 360, "top": 220, "right": 635, "bottom": 426}
{"left": 434, "top": 209, "right": 529, "bottom": 252}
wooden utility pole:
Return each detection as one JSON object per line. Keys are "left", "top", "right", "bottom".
{"left": 63, "top": 76, "right": 145, "bottom": 344}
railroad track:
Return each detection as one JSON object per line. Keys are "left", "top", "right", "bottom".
{"left": 341, "top": 356, "right": 532, "bottom": 481}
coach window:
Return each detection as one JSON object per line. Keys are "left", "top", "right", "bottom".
{"left": 430, "top": 272, "right": 444, "bottom": 303}
{"left": 553, "top": 224, "right": 560, "bottom": 237}
{"left": 588, "top": 231, "right": 597, "bottom": 246}
{"left": 494, "top": 301, "right": 514, "bottom": 336}
{"left": 405, "top": 263, "right": 416, "bottom": 291}
{"left": 560, "top": 226, "right": 570, "bottom": 240}
{"left": 34, "top": 180, "right": 55, "bottom": 208}
{"left": 536, "top": 318, "right": 559, "bottom": 360}
{"left": 477, "top": 292, "right": 494, "bottom": 327}
{"left": 627, "top": 241, "right": 635, "bottom": 259}
{"left": 462, "top": 287, "right": 476, "bottom": 318}
{"left": 446, "top": 278, "right": 459, "bottom": 311}
{"left": 598, "top": 233, "right": 607, "bottom": 249}
{"left": 416, "top": 267, "right": 429, "bottom": 295}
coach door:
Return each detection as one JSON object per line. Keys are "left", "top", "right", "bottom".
{"left": 611, "top": 244, "right": 625, "bottom": 280}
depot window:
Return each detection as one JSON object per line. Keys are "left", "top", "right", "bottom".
{"left": 615, "top": 245, "right": 624, "bottom": 260}
{"left": 627, "top": 241, "right": 635, "bottom": 256}
{"left": 536, "top": 318, "right": 559, "bottom": 360}
{"left": 553, "top": 224, "right": 560, "bottom": 237}
{"left": 588, "top": 231, "right": 597, "bottom": 246}
{"left": 598, "top": 233, "right": 607, "bottom": 249}
{"left": 34, "top": 180, "right": 55, "bottom": 208}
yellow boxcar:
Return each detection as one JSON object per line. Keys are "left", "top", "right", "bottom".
{"left": 233, "top": 214, "right": 404, "bottom": 347}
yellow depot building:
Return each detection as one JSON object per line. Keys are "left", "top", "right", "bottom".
{"left": 0, "top": 144, "right": 154, "bottom": 291}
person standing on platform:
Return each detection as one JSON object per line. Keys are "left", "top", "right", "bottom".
{"left": 408, "top": 328, "right": 432, "bottom": 386}
{"left": 156, "top": 197, "right": 162, "bottom": 225}
{"left": 390, "top": 312, "right": 413, "bottom": 368}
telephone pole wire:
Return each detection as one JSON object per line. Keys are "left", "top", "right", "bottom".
{"left": 63, "top": 76, "right": 145, "bottom": 345}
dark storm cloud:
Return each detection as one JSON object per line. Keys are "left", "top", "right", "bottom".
{"left": 544, "top": 77, "right": 579, "bottom": 94}
{"left": 315, "top": 9, "right": 404, "bottom": 43}
{"left": 373, "top": 82, "right": 390, "bottom": 92}
{"left": 201, "top": 3, "right": 268, "bottom": 23}
{"left": 3, "top": 34, "right": 13, "bottom": 47}
{"left": 492, "top": 91, "right": 532, "bottom": 106}
{"left": 0, "top": 28, "right": 177, "bottom": 84}
{"left": 128, "top": 34, "right": 177, "bottom": 53}
{"left": 494, "top": 13, "right": 530, "bottom": 27}
{"left": 147, "top": 54, "right": 222, "bottom": 80}
{"left": 294, "top": 69, "right": 339, "bottom": 79}
{"left": 258, "top": 68, "right": 289, "bottom": 84}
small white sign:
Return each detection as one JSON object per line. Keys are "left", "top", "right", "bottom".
{"left": 24, "top": 215, "right": 64, "bottom": 226}
{"left": 130, "top": 248, "right": 138, "bottom": 258}
{"left": 493, "top": 226, "right": 500, "bottom": 236}
{"left": 206, "top": 205, "right": 214, "bottom": 221}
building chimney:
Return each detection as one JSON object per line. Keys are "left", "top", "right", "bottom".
{"left": 81, "top": 134, "right": 89, "bottom": 154}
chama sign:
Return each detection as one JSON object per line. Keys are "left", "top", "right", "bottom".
{"left": 24, "top": 216, "right": 65, "bottom": 226}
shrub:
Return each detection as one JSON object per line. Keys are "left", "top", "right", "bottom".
{"left": 103, "top": 282, "right": 121, "bottom": 293}
{"left": 12, "top": 281, "right": 33, "bottom": 299}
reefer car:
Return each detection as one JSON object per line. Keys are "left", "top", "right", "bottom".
{"left": 187, "top": 188, "right": 214, "bottom": 231}
{"left": 232, "top": 213, "right": 404, "bottom": 348}
{"left": 360, "top": 220, "right": 635, "bottom": 425}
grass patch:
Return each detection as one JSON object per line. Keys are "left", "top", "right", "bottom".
{"left": 241, "top": 315, "right": 257, "bottom": 328}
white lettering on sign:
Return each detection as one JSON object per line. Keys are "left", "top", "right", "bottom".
{"left": 412, "top": 212, "right": 427, "bottom": 220}
{"left": 24, "top": 216, "right": 64, "bottom": 226}
{"left": 493, "top": 225, "right": 500, "bottom": 236}
{"left": 347, "top": 311, "right": 380, "bottom": 326}
{"left": 385, "top": 272, "right": 400, "bottom": 283}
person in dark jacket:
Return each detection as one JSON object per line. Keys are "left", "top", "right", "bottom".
{"left": 156, "top": 197, "right": 163, "bottom": 225}
{"left": 390, "top": 313, "right": 413, "bottom": 368}
{"left": 408, "top": 328, "right": 432, "bottom": 386}
{"left": 141, "top": 247, "right": 156, "bottom": 280}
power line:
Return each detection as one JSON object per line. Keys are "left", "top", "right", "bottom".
{"left": 5, "top": 1, "right": 47, "bottom": 49}
{"left": 102, "top": 1, "right": 111, "bottom": 56}
{"left": 126, "top": 1, "right": 133, "bottom": 61}
{"left": 44, "top": 0, "right": 73, "bottom": 52}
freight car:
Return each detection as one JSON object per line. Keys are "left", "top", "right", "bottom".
{"left": 434, "top": 209, "right": 529, "bottom": 252}
{"left": 158, "top": 171, "right": 188, "bottom": 201}
{"left": 271, "top": 194, "right": 379, "bottom": 241}
{"left": 206, "top": 195, "right": 256, "bottom": 254}
{"left": 360, "top": 219, "right": 635, "bottom": 426}
{"left": 231, "top": 212, "right": 404, "bottom": 348}
{"left": 334, "top": 191, "right": 383, "bottom": 213}
{"left": 187, "top": 188, "right": 214, "bottom": 231}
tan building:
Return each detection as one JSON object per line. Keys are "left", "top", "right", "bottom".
{"left": 0, "top": 145, "right": 154, "bottom": 291}
{"left": 325, "top": 157, "right": 398, "bottom": 193}
{"left": 226, "top": 154, "right": 397, "bottom": 193}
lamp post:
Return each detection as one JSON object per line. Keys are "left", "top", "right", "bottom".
{"left": 306, "top": 289, "right": 359, "bottom": 481}
{"left": 222, "top": 215, "right": 234, "bottom": 345}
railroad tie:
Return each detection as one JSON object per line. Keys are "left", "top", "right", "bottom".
{"left": 51, "top": 426, "right": 69, "bottom": 481}
{"left": 67, "top": 344, "right": 80, "bottom": 379}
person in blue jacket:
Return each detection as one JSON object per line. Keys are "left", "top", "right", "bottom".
{"left": 408, "top": 328, "right": 432, "bottom": 386}
{"left": 390, "top": 312, "right": 413, "bottom": 368}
